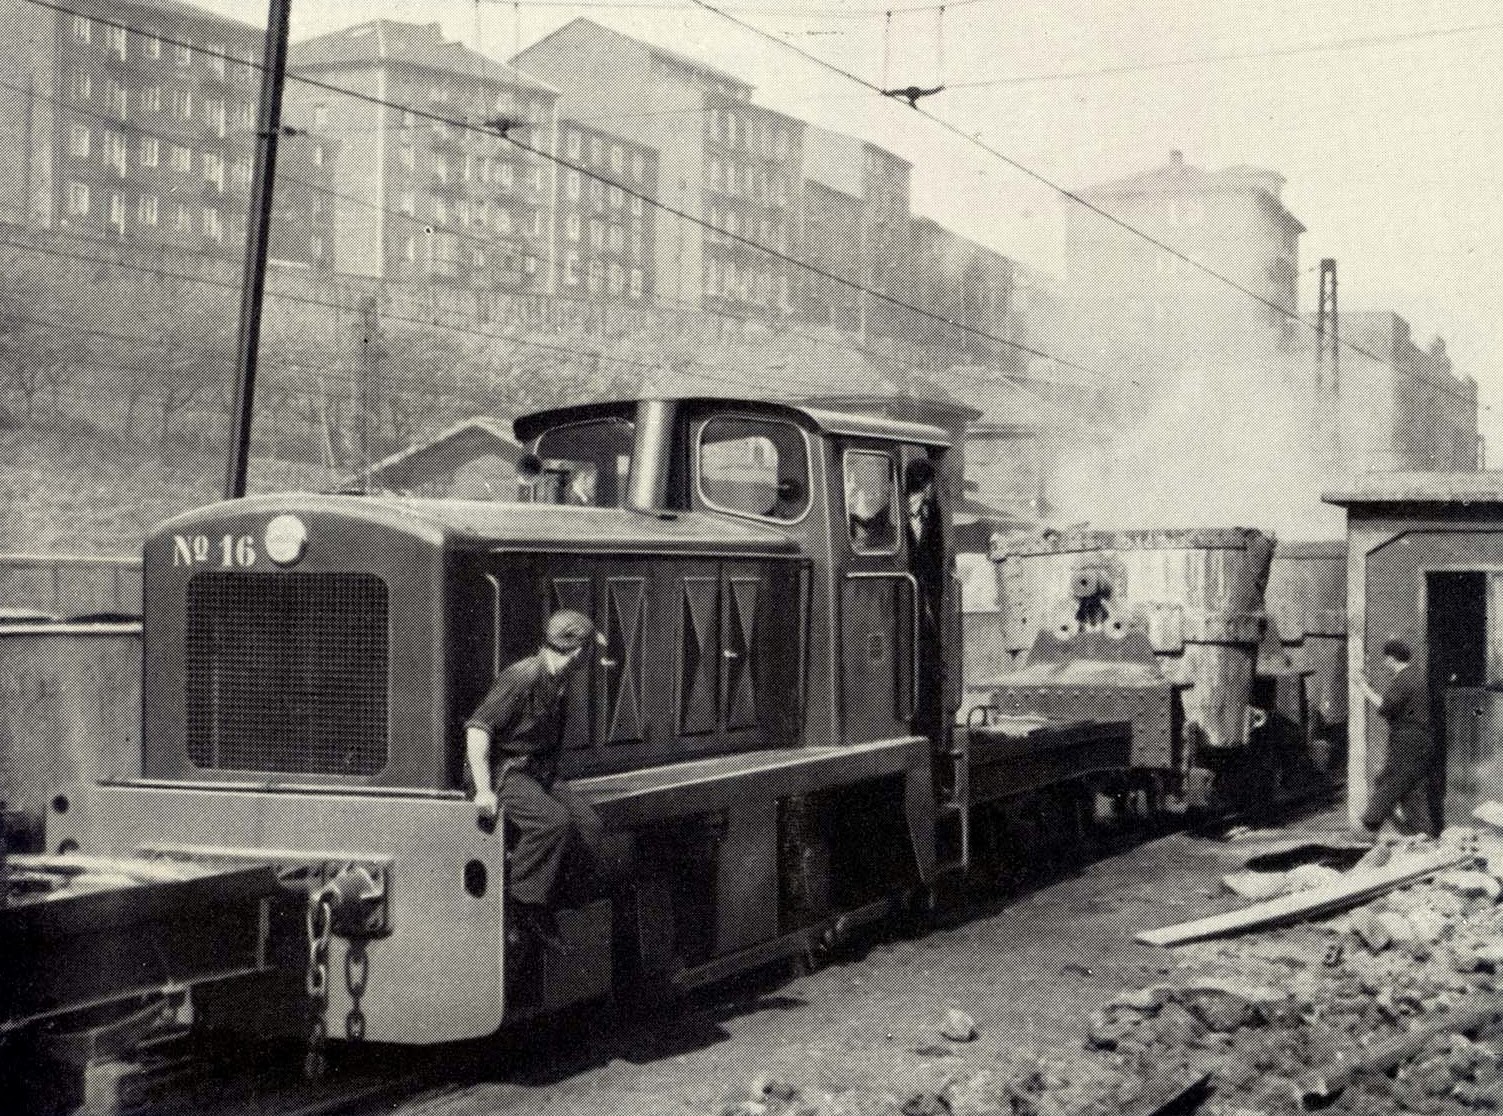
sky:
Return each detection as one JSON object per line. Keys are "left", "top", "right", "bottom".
{"left": 206, "top": 0, "right": 1503, "bottom": 457}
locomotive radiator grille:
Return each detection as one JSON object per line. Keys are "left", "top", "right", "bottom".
{"left": 185, "top": 572, "right": 389, "bottom": 776}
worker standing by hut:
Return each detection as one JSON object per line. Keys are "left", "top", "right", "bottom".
{"left": 1356, "top": 638, "right": 1440, "bottom": 839}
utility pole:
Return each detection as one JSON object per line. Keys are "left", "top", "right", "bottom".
{"left": 224, "top": 0, "right": 293, "bottom": 499}
{"left": 358, "top": 294, "right": 382, "bottom": 487}
{"left": 1315, "top": 257, "right": 1340, "bottom": 457}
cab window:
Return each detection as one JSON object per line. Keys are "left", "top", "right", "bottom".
{"left": 530, "top": 418, "right": 633, "bottom": 507}
{"left": 845, "top": 450, "right": 897, "bottom": 553}
{"left": 697, "top": 416, "right": 810, "bottom": 522}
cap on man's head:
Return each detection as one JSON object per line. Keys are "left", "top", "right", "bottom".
{"left": 545, "top": 609, "right": 599, "bottom": 653}
{"left": 904, "top": 458, "right": 936, "bottom": 494}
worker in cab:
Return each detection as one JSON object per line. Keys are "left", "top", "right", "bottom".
{"left": 466, "top": 609, "right": 606, "bottom": 951}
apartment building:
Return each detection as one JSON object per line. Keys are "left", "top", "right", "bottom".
{"left": 515, "top": 19, "right": 804, "bottom": 316}
{"left": 286, "top": 20, "right": 559, "bottom": 292}
{"left": 554, "top": 117, "right": 656, "bottom": 302}
{"left": 798, "top": 124, "right": 912, "bottom": 337}
{"left": 0, "top": 0, "right": 329, "bottom": 264}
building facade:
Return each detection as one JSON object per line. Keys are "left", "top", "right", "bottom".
{"left": 1337, "top": 312, "right": 1480, "bottom": 472}
{"left": 286, "top": 20, "right": 559, "bottom": 292}
{"left": 904, "top": 216, "right": 1017, "bottom": 369}
{"left": 554, "top": 117, "right": 656, "bottom": 302}
{"left": 0, "top": 0, "right": 330, "bottom": 266}
{"left": 515, "top": 19, "right": 804, "bottom": 317}
{"left": 798, "top": 125, "right": 912, "bottom": 338}
{"left": 1064, "top": 150, "right": 1304, "bottom": 368}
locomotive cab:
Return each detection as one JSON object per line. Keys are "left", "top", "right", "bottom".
{"left": 47, "top": 395, "right": 958, "bottom": 1045}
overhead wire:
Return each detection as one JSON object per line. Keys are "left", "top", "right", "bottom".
{"left": 681, "top": 0, "right": 1485, "bottom": 410}
{"left": 17, "top": 0, "right": 1113, "bottom": 392}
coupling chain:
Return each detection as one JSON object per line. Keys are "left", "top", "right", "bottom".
{"left": 303, "top": 892, "right": 334, "bottom": 1080}
{"left": 344, "top": 939, "right": 369, "bottom": 1042}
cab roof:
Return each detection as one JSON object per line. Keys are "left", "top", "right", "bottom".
{"left": 513, "top": 397, "right": 951, "bottom": 448}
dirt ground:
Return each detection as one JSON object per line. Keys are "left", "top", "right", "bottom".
{"left": 391, "top": 811, "right": 1340, "bottom": 1116}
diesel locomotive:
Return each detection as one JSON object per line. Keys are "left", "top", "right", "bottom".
{"left": 26, "top": 394, "right": 1173, "bottom": 1056}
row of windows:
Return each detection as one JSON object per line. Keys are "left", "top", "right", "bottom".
{"left": 64, "top": 180, "right": 245, "bottom": 243}
{"left": 400, "top": 147, "right": 547, "bottom": 193}
{"left": 562, "top": 131, "right": 650, "bottom": 182}
{"left": 562, "top": 215, "right": 646, "bottom": 258}
{"left": 402, "top": 193, "right": 549, "bottom": 239}
{"left": 561, "top": 254, "right": 645, "bottom": 298}
{"left": 708, "top": 158, "right": 787, "bottom": 206}
{"left": 67, "top": 128, "right": 254, "bottom": 192}
{"left": 706, "top": 206, "right": 787, "bottom": 252}
{"left": 704, "top": 256, "right": 788, "bottom": 306}
{"left": 707, "top": 108, "right": 792, "bottom": 161}
{"left": 72, "top": 15, "right": 254, "bottom": 79}
{"left": 70, "top": 68, "right": 255, "bottom": 136}
{"left": 410, "top": 83, "right": 548, "bottom": 126}
{"left": 401, "top": 235, "right": 539, "bottom": 278}
{"left": 561, "top": 171, "right": 646, "bottom": 215}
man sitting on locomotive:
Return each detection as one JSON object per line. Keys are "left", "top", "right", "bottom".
{"left": 466, "top": 608, "right": 606, "bottom": 951}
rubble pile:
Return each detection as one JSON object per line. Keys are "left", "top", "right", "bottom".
{"left": 1082, "top": 826, "right": 1503, "bottom": 1114}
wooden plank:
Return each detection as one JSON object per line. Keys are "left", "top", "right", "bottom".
{"left": 1136, "top": 848, "right": 1464, "bottom": 947}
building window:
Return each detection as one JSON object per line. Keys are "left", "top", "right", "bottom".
{"left": 203, "top": 152, "right": 223, "bottom": 191}
{"left": 104, "top": 130, "right": 125, "bottom": 173}
{"left": 73, "top": 15, "right": 90, "bottom": 43}
{"left": 532, "top": 165, "right": 545, "bottom": 193}
{"left": 401, "top": 108, "right": 415, "bottom": 129}
{"left": 175, "top": 202, "right": 191, "bottom": 232}
{"left": 138, "top": 194, "right": 158, "bottom": 226}
{"left": 474, "top": 199, "right": 488, "bottom": 228}
{"left": 433, "top": 155, "right": 448, "bottom": 184}
{"left": 138, "top": 85, "right": 160, "bottom": 113}
{"left": 204, "top": 96, "right": 225, "bottom": 137}
{"left": 610, "top": 145, "right": 624, "bottom": 175}
{"left": 498, "top": 162, "right": 514, "bottom": 188}
{"left": 139, "top": 136, "right": 159, "bottom": 168}
{"left": 399, "top": 190, "right": 415, "bottom": 216}
{"left": 566, "top": 213, "right": 580, "bottom": 241}
{"left": 311, "top": 234, "right": 325, "bottom": 260}
{"left": 496, "top": 207, "right": 512, "bottom": 234}
{"left": 109, "top": 192, "right": 125, "bottom": 232}
{"left": 400, "top": 144, "right": 415, "bottom": 171}
{"left": 176, "top": 37, "right": 193, "bottom": 67}
{"left": 106, "top": 26, "right": 125, "bottom": 60}
{"left": 172, "top": 87, "right": 192, "bottom": 120}
{"left": 69, "top": 125, "right": 90, "bottom": 159}
{"left": 170, "top": 145, "right": 192, "bottom": 173}
{"left": 145, "top": 33, "right": 161, "bottom": 60}
{"left": 630, "top": 268, "right": 643, "bottom": 298}
{"left": 434, "top": 197, "right": 448, "bottom": 225}
{"left": 566, "top": 170, "right": 580, "bottom": 200}
{"left": 203, "top": 207, "right": 223, "bottom": 242}
{"left": 313, "top": 145, "right": 325, "bottom": 167}
{"left": 232, "top": 160, "right": 251, "bottom": 189}
{"left": 609, "top": 185, "right": 623, "bottom": 209}
{"left": 564, "top": 251, "right": 580, "bottom": 285}
{"left": 631, "top": 194, "right": 644, "bottom": 217}
{"left": 66, "top": 181, "right": 89, "bottom": 217}
{"left": 587, "top": 258, "right": 604, "bottom": 294}
{"left": 70, "top": 69, "right": 91, "bottom": 101}
{"left": 608, "top": 224, "right": 623, "bottom": 252}
{"left": 207, "top": 43, "right": 225, "bottom": 78}
{"left": 405, "top": 235, "right": 417, "bottom": 262}
{"left": 566, "top": 130, "right": 582, "bottom": 159}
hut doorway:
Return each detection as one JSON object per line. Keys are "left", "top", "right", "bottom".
{"left": 1426, "top": 570, "right": 1489, "bottom": 828}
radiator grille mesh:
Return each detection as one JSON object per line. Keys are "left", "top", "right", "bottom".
{"left": 185, "top": 572, "right": 388, "bottom": 776}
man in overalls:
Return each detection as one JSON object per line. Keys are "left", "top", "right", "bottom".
{"left": 467, "top": 609, "right": 605, "bottom": 950}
